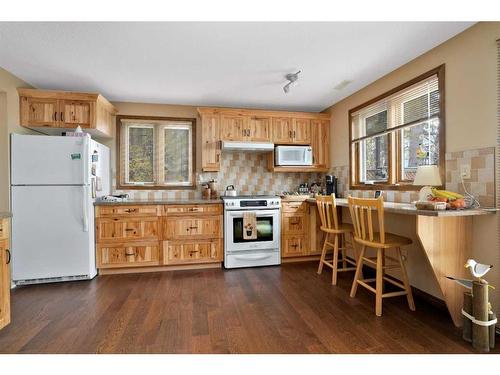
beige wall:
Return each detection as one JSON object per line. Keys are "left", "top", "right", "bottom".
{"left": 0, "top": 67, "right": 33, "bottom": 212}
{"left": 324, "top": 22, "right": 500, "bottom": 309}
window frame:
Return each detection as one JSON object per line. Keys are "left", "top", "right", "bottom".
{"left": 349, "top": 65, "right": 445, "bottom": 191}
{"left": 116, "top": 115, "right": 197, "bottom": 190}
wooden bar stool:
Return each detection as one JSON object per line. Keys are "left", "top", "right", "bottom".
{"left": 316, "top": 194, "right": 357, "bottom": 285}
{"left": 348, "top": 196, "right": 415, "bottom": 316}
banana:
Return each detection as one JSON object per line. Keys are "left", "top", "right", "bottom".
{"left": 431, "top": 188, "right": 464, "bottom": 200}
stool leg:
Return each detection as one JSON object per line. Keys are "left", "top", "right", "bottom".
{"left": 317, "top": 233, "right": 329, "bottom": 275}
{"left": 341, "top": 233, "right": 347, "bottom": 270}
{"left": 375, "top": 248, "right": 383, "bottom": 317}
{"left": 396, "top": 247, "right": 415, "bottom": 311}
{"left": 332, "top": 234, "right": 339, "bottom": 285}
{"left": 350, "top": 245, "right": 365, "bottom": 297}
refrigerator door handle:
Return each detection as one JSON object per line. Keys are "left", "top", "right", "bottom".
{"left": 82, "top": 185, "right": 89, "bottom": 232}
{"left": 82, "top": 137, "right": 89, "bottom": 185}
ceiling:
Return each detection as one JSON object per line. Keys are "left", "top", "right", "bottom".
{"left": 0, "top": 22, "right": 473, "bottom": 112}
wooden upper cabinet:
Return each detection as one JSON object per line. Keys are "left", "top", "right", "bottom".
{"left": 60, "top": 100, "right": 93, "bottom": 128}
{"left": 292, "top": 118, "right": 311, "bottom": 144}
{"left": 20, "top": 96, "right": 59, "bottom": 127}
{"left": 272, "top": 117, "right": 293, "bottom": 143}
{"left": 248, "top": 116, "right": 272, "bottom": 142}
{"left": 201, "top": 114, "right": 221, "bottom": 172}
{"left": 18, "top": 88, "right": 117, "bottom": 138}
{"left": 220, "top": 114, "right": 247, "bottom": 141}
{"left": 311, "top": 119, "right": 330, "bottom": 169}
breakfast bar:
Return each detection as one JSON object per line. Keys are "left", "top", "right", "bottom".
{"left": 304, "top": 197, "right": 497, "bottom": 327}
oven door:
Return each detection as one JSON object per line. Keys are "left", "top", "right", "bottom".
{"left": 224, "top": 209, "right": 280, "bottom": 253}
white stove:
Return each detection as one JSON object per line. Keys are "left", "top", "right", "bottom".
{"left": 222, "top": 195, "right": 281, "bottom": 269}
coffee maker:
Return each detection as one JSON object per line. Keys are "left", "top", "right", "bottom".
{"left": 325, "top": 175, "right": 337, "bottom": 197}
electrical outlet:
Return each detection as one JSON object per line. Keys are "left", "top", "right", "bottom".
{"left": 460, "top": 163, "right": 471, "bottom": 179}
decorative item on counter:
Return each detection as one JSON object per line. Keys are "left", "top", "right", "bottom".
{"left": 224, "top": 185, "right": 237, "bottom": 197}
{"left": 208, "top": 179, "right": 218, "bottom": 199}
{"left": 310, "top": 182, "right": 321, "bottom": 195}
{"left": 448, "top": 259, "right": 496, "bottom": 352}
{"left": 201, "top": 183, "right": 211, "bottom": 200}
{"left": 413, "top": 165, "right": 442, "bottom": 201}
{"left": 96, "top": 194, "right": 129, "bottom": 203}
{"left": 298, "top": 183, "right": 309, "bottom": 194}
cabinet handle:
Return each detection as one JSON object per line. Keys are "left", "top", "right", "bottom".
{"left": 189, "top": 226, "right": 199, "bottom": 230}
{"left": 291, "top": 244, "right": 298, "bottom": 248}
{"left": 125, "top": 228, "right": 135, "bottom": 232}
{"left": 6, "top": 249, "right": 11, "bottom": 265}
{"left": 55, "top": 112, "right": 58, "bottom": 121}
{"left": 188, "top": 208, "right": 200, "bottom": 212}
{"left": 60, "top": 112, "right": 64, "bottom": 122}
{"left": 124, "top": 208, "right": 137, "bottom": 213}
{"left": 293, "top": 130, "right": 296, "bottom": 138}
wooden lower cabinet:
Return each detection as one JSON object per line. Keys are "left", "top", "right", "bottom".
{"left": 97, "top": 241, "right": 160, "bottom": 268}
{"left": 0, "top": 219, "right": 11, "bottom": 331}
{"left": 282, "top": 235, "right": 308, "bottom": 257}
{"left": 95, "top": 204, "right": 223, "bottom": 273}
{"left": 163, "top": 240, "right": 222, "bottom": 265}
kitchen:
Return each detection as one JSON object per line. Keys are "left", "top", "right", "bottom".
{"left": 0, "top": 18, "right": 500, "bottom": 364}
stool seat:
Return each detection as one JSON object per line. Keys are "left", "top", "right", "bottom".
{"left": 354, "top": 232, "right": 412, "bottom": 249}
{"left": 320, "top": 223, "right": 354, "bottom": 234}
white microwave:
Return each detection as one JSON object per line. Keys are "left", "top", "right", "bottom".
{"left": 275, "top": 145, "right": 313, "bottom": 166}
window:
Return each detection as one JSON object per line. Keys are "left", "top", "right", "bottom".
{"left": 117, "top": 116, "right": 196, "bottom": 189}
{"left": 349, "top": 65, "right": 445, "bottom": 190}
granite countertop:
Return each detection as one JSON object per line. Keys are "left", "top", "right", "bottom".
{"left": 94, "top": 198, "right": 223, "bottom": 206}
{"left": 0, "top": 212, "right": 12, "bottom": 218}
{"left": 300, "top": 197, "right": 496, "bottom": 217}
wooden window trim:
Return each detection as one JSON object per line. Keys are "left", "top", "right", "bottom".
{"left": 116, "top": 115, "right": 197, "bottom": 190}
{"left": 349, "top": 65, "right": 446, "bottom": 191}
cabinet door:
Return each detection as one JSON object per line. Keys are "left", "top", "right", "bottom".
{"left": 282, "top": 213, "right": 307, "bottom": 235}
{"left": 96, "top": 217, "right": 159, "bottom": 242}
{"left": 220, "top": 115, "right": 247, "bottom": 141}
{"left": 163, "top": 239, "right": 222, "bottom": 265}
{"left": 163, "top": 216, "right": 221, "bottom": 240}
{"left": 60, "top": 100, "right": 93, "bottom": 128}
{"left": 272, "top": 117, "right": 293, "bottom": 143}
{"left": 311, "top": 119, "right": 329, "bottom": 168}
{"left": 97, "top": 241, "right": 160, "bottom": 268}
{"left": 20, "top": 96, "right": 59, "bottom": 127}
{"left": 282, "top": 236, "right": 308, "bottom": 257}
{"left": 0, "top": 239, "right": 10, "bottom": 330}
{"left": 201, "top": 114, "right": 221, "bottom": 171}
{"left": 248, "top": 116, "right": 272, "bottom": 142}
{"left": 292, "top": 118, "right": 311, "bottom": 144}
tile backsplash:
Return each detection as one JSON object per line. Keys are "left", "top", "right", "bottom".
{"left": 113, "top": 147, "right": 496, "bottom": 207}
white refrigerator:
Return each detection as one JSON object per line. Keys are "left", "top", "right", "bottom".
{"left": 10, "top": 134, "right": 110, "bottom": 285}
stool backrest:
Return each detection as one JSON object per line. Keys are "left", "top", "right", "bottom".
{"left": 348, "top": 196, "right": 385, "bottom": 244}
{"left": 316, "top": 194, "right": 339, "bottom": 231}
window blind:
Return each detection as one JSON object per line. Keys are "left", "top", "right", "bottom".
{"left": 351, "top": 74, "right": 439, "bottom": 142}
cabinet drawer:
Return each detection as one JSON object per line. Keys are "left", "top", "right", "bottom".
{"left": 282, "top": 235, "right": 308, "bottom": 258}
{"left": 0, "top": 219, "right": 8, "bottom": 240}
{"left": 163, "top": 216, "right": 221, "bottom": 240}
{"left": 97, "top": 241, "right": 160, "bottom": 268}
{"left": 163, "top": 204, "right": 222, "bottom": 216}
{"left": 282, "top": 201, "right": 308, "bottom": 213}
{"left": 96, "top": 205, "right": 160, "bottom": 217}
{"left": 282, "top": 213, "right": 308, "bottom": 235}
{"left": 96, "top": 217, "right": 159, "bottom": 242}
{"left": 162, "top": 239, "right": 222, "bottom": 265}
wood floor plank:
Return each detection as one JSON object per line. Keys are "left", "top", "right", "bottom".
{"left": 0, "top": 261, "right": 496, "bottom": 354}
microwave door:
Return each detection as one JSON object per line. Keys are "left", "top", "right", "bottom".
{"left": 279, "top": 148, "right": 306, "bottom": 166}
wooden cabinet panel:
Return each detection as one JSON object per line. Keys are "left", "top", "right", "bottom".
{"left": 60, "top": 100, "right": 93, "bottom": 128}
{"left": 0, "top": 219, "right": 8, "bottom": 240}
{"left": 163, "top": 239, "right": 222, "bottom": 265}
{"left": 20, "top": 96, "right": 59, "bottom": 127}
{"left": 201, "top": 114, "right": 221, "bottom": 171}
{"left": 311, "top": 119, "right": 330, "bottom": 168}
{"left": 282, "top": 213, "right": 307, "bottom": 235}
{"left": 248, "top": 116, "right": 272, "bottom": 142}
{"left": 97, "top": 241, "right": 160, "bottom": 268}
{"left": 282, "top": 201, "right": 309, "bottom": 214}
{"left": 282, "top": 236, "right": 308, "bottom": 257}
{"left": 96, "top": 217, "right": 159, "bottom": 242}
{"left": 96, "top": 205, "right": 160, "bottom": 218}
{"left": 220, "top": 115, "right": 247, "bottom": 141}
{"left": 272, "top": 117, "right": 293, "bottom": 143}
{"left": 292, "top": 118, "right": 311, "bottom": 144}
{"left": 163, "top": 204, "right": 222, "bottom": 216}
{"left": 163, "top": 216, "right": 221, "bottom": 240}
{"left": 0, "top": 235, "right": 10, "bottom": 330}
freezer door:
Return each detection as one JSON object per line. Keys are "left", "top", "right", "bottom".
{"left": 11, "top": 134, "right": 89, "bottom": 185}
{"left": 11, "top": 185, "right": 96, "bottom": 282}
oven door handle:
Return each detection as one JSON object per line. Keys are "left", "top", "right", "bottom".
{"left": 233, "top": 254, "right": 274, "bottom": 261}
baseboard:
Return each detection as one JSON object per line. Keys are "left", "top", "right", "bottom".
{"left": 282, "top": 255, "right": 321, "bottom": 263}
{"left": 98, "top": 262, "right": 222, "bottom": 275}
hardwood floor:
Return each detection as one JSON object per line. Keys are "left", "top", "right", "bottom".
{"left": 0, "top": 262, "right": 495, "bottom": 354}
